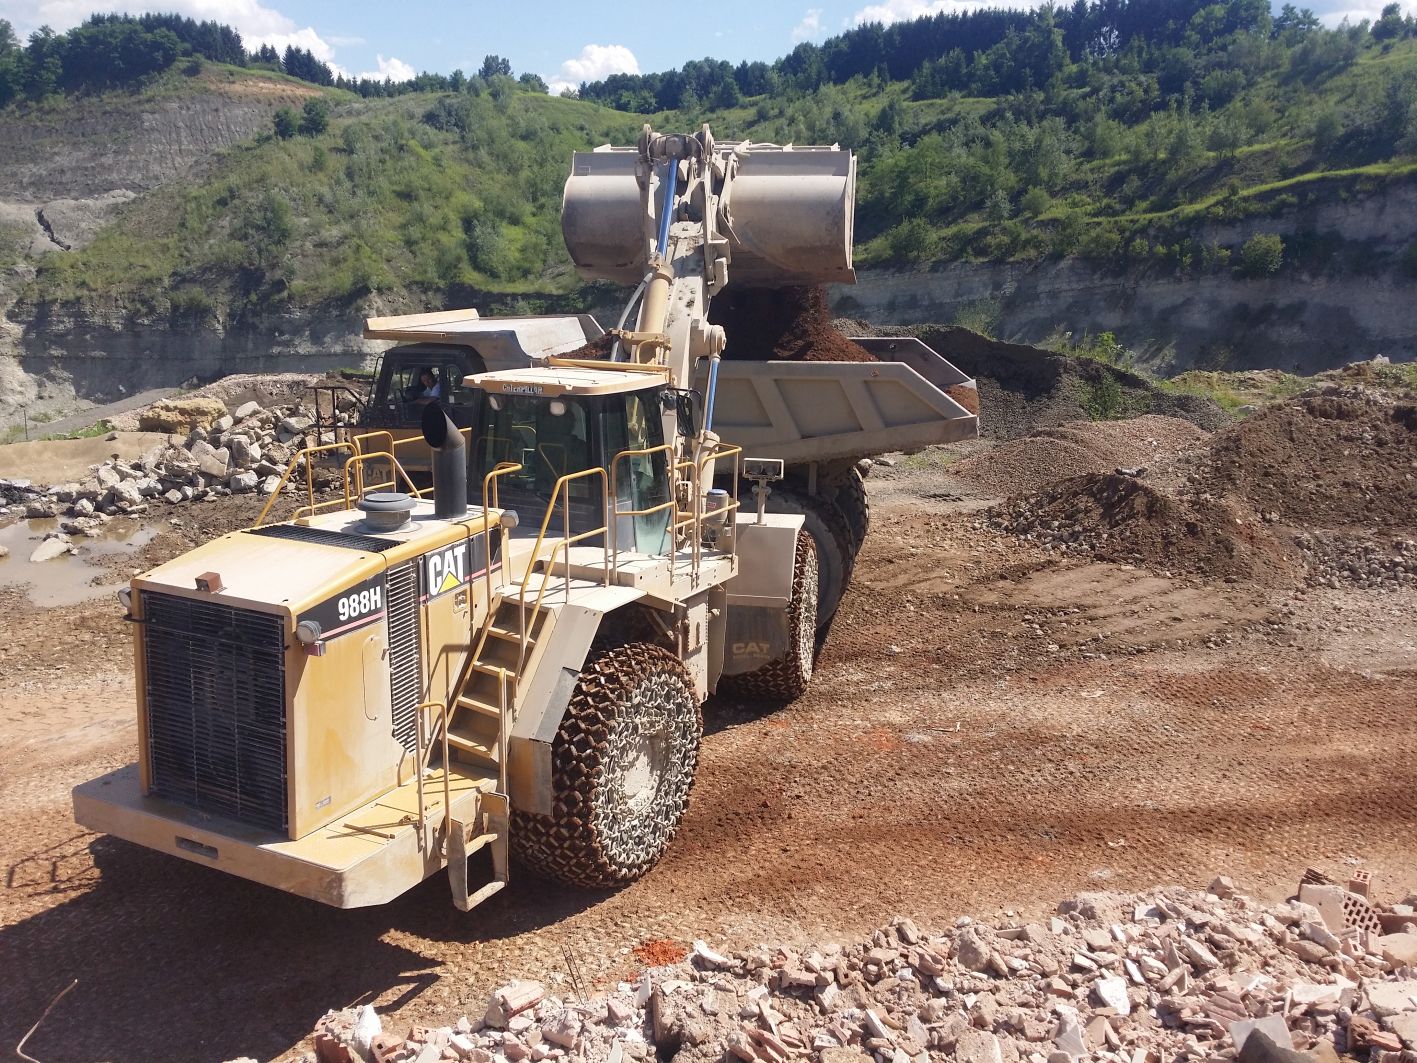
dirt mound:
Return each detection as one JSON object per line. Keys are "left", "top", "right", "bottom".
{"left": 712, "top": 286, "right": 877, "bottom": 362}
{"left": 953, "top": 415, "right": 1208, "bottom": 496}
{"left": 990, "top": 472, "right": 1299, "bottom": 584}
{"left": 1202, "top": 391, "right": 1417, "bottom": 532}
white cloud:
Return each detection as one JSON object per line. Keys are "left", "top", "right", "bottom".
{"left": 792, "top": 8, "right": 824, "bottom": 42}
{"left": 355, "top": 54, "right": 416, "bottom": 82}
{"left": 1313, "top": 2, "right": 1417, "bottom": 25}
{"left": 0, "top": 0, "right": 346, "bottom": 74}
{"left": 848, "top": 0, "right": 1037, "bottom": 28}
{"left": 546, "top": 43, "right": 640, "bottom": 96}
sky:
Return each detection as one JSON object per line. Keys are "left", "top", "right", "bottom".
{"left": 2, "top": 0, "right": 1416, "bottom": 92}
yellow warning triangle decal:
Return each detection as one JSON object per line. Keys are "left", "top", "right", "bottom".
{"left": 438, "top": 570, "right": 460, "bottom": 593}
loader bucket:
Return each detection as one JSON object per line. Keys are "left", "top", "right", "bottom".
{"left": 561, "top": 143, "right": 856, "bottom": 288}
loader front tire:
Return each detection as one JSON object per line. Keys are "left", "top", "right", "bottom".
{"left": 719, "top": 532, "right": 819, "bottom": 702}
{"left": 511, "top": 643, "right": 701, "bottom": 888}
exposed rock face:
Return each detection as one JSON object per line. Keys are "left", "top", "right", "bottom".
{"left": 832, "top": 185, "right": 1417, "bottom": 374}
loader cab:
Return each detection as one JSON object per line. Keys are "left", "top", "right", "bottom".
{"left": 364, "top": 344, "right": 486, "bottom": 431}
{"left": 469, "top": 367, "right": 674, "bottom": 555}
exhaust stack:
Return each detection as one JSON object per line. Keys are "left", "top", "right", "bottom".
{"left": 421, "top": 405, "right": 468, "bottom": 519}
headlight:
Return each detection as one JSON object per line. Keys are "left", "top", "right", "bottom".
{"left": 117, "top": 587, "right": 133, "bottom": 611}
{"left": 295, "top": 620, "right": 322, "bottom": 644}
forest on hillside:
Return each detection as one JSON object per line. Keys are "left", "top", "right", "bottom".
{"left": 6, "top": 2, "right": 1417, "bottom": 316}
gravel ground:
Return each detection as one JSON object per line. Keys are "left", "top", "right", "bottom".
{"left": 1, "top": 444, "right": 1414, "bottom": 1062}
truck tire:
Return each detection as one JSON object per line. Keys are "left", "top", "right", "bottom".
{"left": 830, "top": 468, "right": 870, "bottom": 552}
{"left": 719, "top": 532, "right": 818, "bottom": 701}
{"left": 759, "top": 488, "right": 851, "bottom": 626}
{"left": 511, "top": 643, "right": 701, "bottom": 888}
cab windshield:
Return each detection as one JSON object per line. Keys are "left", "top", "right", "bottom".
{"left": 472, "top": 391, "right": 670, "bottom": 554}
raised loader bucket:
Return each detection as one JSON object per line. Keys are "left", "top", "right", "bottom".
{"left": 562, "top": 143, "right": 856, "bottom": 288}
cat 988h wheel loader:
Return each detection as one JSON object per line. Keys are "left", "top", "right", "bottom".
{"left": 73, "top": 126, "right": 977, "bottom": 910}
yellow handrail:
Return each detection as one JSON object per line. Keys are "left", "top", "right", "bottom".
{"left": 516, "top": 466, "right": 609, "bottom": 671}
{"left": 254, "top": 440, "right": 358, "bottom": 526}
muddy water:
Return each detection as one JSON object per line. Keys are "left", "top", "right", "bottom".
{"left": 0, "top": 517, "right": 156, "bottom": 606}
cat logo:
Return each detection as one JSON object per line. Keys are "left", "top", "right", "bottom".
{"left": 423, "top": 542, "right": 468, "bottom": 599}
{"left": 732, "top": 640, "right": 773, "bottom": 658}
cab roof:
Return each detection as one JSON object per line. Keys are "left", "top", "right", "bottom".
{"left": 471, "top": 363, "right": 668, "bottom": 397}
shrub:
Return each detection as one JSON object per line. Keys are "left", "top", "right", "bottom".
{"left": 1237, "top": 233, "right": 1284, "bottom": 276}
{"left": 272, "top": 107, "right": 297, "bottom": 139}
{"left": 299, "top": 98, "right": 329, "bottom": 137}
{"left": 1082, "top": 372, "right": 1125, "bottom": 420}
{"left": 886, "top": 217, "right": 940, "bottom": 263}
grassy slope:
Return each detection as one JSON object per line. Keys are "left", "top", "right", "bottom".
{"left": 14, "top": 37, "right": 1417, "bottom": 317}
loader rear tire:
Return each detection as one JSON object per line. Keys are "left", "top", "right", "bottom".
{"left": 719, "top": 532, "right": 819, "bottom": 702}
{"left": 511, "top": 643, "right": 701, "bottom": 888}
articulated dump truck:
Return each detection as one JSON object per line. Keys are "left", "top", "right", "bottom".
{"left": 74, "top": 126, "right": 977, "bottom": 910}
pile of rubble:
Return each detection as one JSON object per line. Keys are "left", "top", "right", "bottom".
{"left": 286, "top": 871, "right": 1417, "bottom": 1063}
{"left": 1294, "top": 533, "right": 1417, "bottom": 591}
{"left": 1, "top": 394, "right": 351, "bottom": 556}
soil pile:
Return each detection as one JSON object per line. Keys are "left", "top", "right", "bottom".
{"left": 989, "top": 471, "right": 1299, "bottom": 584}
{"left": 1201, "top": 390, "right": 1417, "bottom": 533}
{"left": 712, "top": 286, "right": 877, "bottom": 363}
{"left": 953, "top": 415, "right": 1208, "bottom": 496}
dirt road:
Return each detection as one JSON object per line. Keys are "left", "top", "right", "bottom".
{"left": 2, "top": 465, "right": 1415, "bottom": 1063}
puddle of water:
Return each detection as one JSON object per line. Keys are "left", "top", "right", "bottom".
{"left": 0, "top": 517, "right": 158, "bottom": 607}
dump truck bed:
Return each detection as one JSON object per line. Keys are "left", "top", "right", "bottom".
{"left": 695, "top": 336, "right": 978, "bottom": 463}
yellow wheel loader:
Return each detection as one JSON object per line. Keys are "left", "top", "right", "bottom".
{"left": 74, "top": 126, "right": 977, "bottom": 910}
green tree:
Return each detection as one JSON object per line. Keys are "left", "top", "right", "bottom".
{"left": 272, "top": 107, "right": 298, "bottom": 139}
{"left": 1238, "top": 233, "right": 1284, "bottom": 276}
{"left": 298, "top": 97, "right": 329, "bottom": 136}
{"left": 479, "top": 54, "right": 511, "bottom": 79}
{"left": 1020, "top": 186, "right": 1051, "bottom": 216}
{"left": 1312, "top": 110, "right": 1342, "bottom": 154}
{"left": 517, "top": 72, "right": 547, "bottom": 93}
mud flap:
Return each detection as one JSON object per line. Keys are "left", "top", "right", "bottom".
{"left": 720, "top": 605, "right": 792, "bottom": 676}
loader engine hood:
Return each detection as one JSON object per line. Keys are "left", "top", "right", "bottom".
{"left": 126, "top": 501, "right": 503, "bottom": 841}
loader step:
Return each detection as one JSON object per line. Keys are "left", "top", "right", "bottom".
{"left": 456, "top": 694, "right": 501, "bottom": 718}
{"left": 447, "top": 726, "right": 500, "bottom": 762}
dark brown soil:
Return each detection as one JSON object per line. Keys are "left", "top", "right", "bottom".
{"left": 561, "top": 333, "right": 616, "bottom": 360}
{"left": 993, "top": 472, "right": 1301, "bottom": 584}
{"left": 710, "top": 287, "right": 877, "bottom": 363}
{"left": 1202, "top": 393, "right": 1417, "bottom": 533}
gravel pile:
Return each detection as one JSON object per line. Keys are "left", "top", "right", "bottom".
{"left": 1198, "top": 389, "right": 1417, "bottom": 535}
{"left": 984, "top": 473, "right": 1299, "bottom": 585}
{"left": 1293, "top": 532, "right": 1417, "bottom": 591}
{"left": 286, "top": 871, "right": 1417, "bottom": 1063}
{"left": 952, "top": 417, "right": 1209, "bottom": 497}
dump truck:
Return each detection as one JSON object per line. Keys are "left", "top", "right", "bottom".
{"left": 73, "top": 126, "right": 977, "bottom": 910}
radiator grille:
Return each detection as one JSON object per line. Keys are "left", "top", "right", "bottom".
{"left": 246, "top": 524, "right": 398, "bottom": 552}
{"left": 143, "top": 592, "right": 288, "bottom": 833}
{"left": 386, "top": 561, "right": 422, "bottom": 752}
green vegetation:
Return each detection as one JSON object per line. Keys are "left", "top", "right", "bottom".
{"left": 27, "top": 90, "right": 639, "bottom": 315}
{"left": 10, "top": 1, "right": 1417, "bottom": 315}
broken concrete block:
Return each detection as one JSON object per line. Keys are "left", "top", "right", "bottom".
{"left": 956, "top": 1029, "right": 1003, "bottom": 1063}
{"left": 1179, "top": 938, "right": 1220, "bottom": 970}
{"left": 1093, "top": 975, "right": 1131, "bottom": 1016}
{"left": 541, "top": 1011, "right": 581, "bottom": 1050}
{"left": 1230, "top": 1014, "right": 1292, "bottom": 1053}
{"left": 1209, "top": 876, "right": 1237, "bottom": 899}
{"left": 30, "top": 535, "right": 73, "bottom": 563}
{"left": 1368, "top": 981, "right": 1417, "bottom": 1018}
{"left": 1379, "top": 933, "right": 1417, "bottom": 969}
{"left": 956, "top": 928, "right": 992, "bottom": 972}
{"left": 484, "top": 982, "right": 544, "bottom": 1028}
{"left": 1385, "top": 1012, "right": 1417, "bottom": 1049}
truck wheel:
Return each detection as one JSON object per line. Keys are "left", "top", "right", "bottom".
{"left": 831, "top": 468, "right": 870, "bottom": 552}
{"left": 762, "top": 489, "right": 851, "bottom": 626}
{"left": 511, "top": 643, "right": 701, "bottom": 888}
{"left": 720, "top": 532, "right": 818, "bottom": 701}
